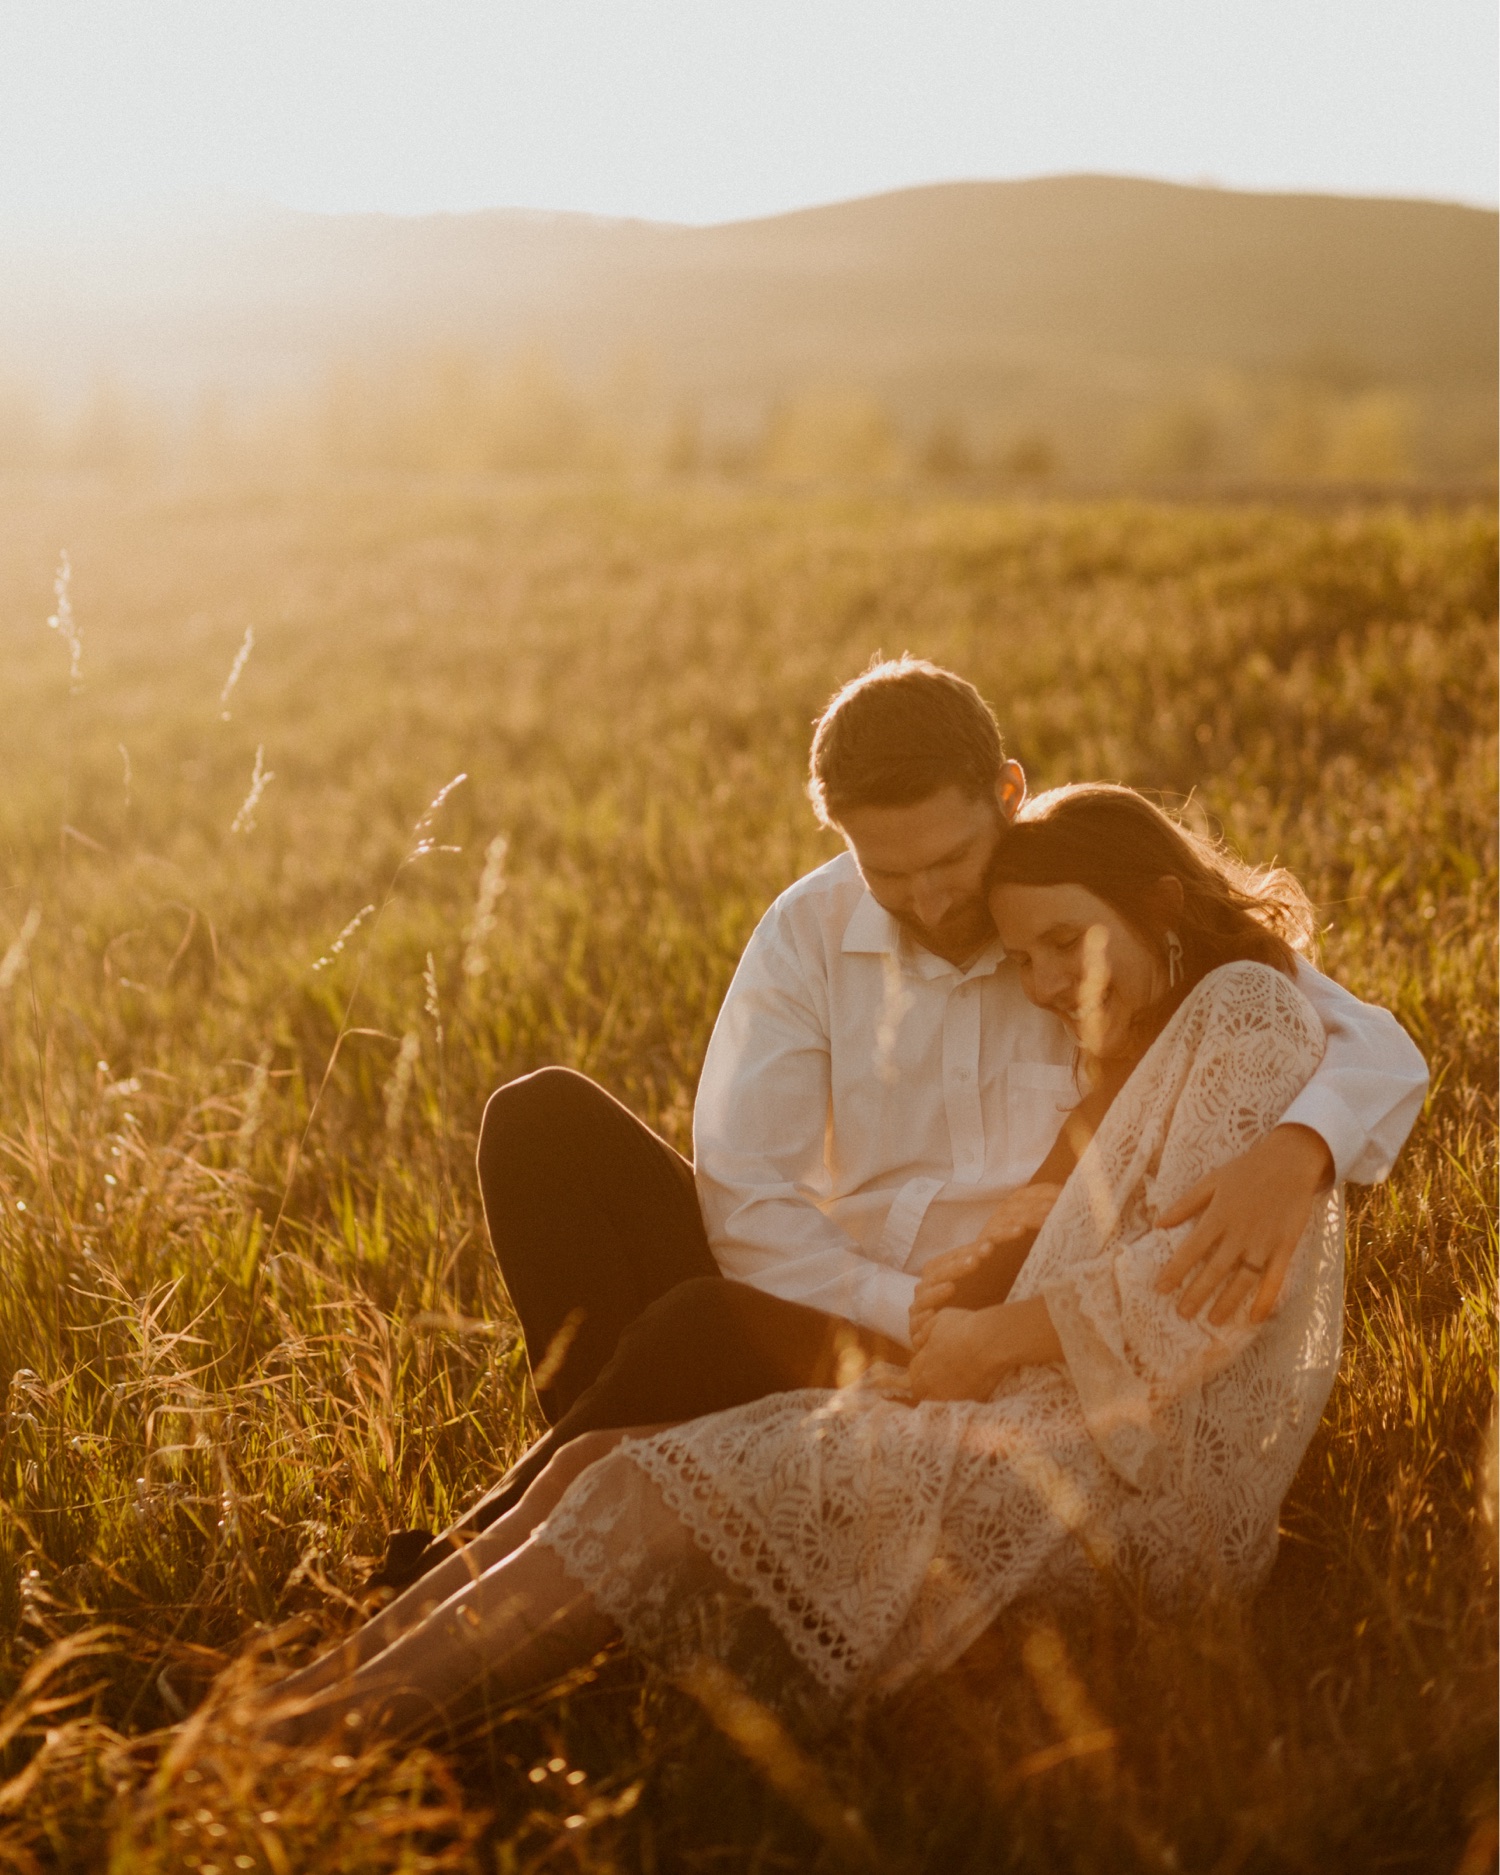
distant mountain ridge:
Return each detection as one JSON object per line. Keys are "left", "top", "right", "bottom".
{"left": 2, "top": 175, "right": 1494, "bottom": 480}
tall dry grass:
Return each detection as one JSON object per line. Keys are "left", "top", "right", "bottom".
{"left": 0, "top": 479, "right": 1493, "bottom": 1871}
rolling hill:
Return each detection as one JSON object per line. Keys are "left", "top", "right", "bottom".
{"left": 1, "top": 176, "right": 1494, "bottom": 481}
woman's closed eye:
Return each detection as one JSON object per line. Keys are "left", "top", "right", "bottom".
{"left": 1008, "top": 930, "right": 1084, "bottom": 970}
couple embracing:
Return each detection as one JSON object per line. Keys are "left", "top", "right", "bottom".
{"left": 257, "top": 657, "right": 1426, "bottom": 1741}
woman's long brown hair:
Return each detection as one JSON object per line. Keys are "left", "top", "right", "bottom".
{"left": 987, "top": 784, "right": 1315, "bottom": 995}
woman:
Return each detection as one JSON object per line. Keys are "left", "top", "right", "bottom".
{"left": 258, "top": 785, "right": 1344, "bottom": 1741}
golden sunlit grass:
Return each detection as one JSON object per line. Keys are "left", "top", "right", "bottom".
{"left": 0, "top": 479, "right": 1493, "bottom": 1871}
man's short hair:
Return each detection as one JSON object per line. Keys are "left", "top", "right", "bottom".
{"left": 808, "top": 657, "right": 1006, "bottom": 827}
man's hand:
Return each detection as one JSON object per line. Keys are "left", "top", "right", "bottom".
{"left": 910, "top": 1240, "right": 987, "bottom": 1350}
{"left": 1155, "top": 1124, "right": 1333, "bottom": 1325}
{"left": 979, "top": 1181, "right": 1063, "bottom": 1249}
{"left": 908, "top": 1184, "right": 1062, "bottom": 1349}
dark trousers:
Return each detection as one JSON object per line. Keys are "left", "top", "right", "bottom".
{"left": 371, "top": 1068, "right": 905, "bottom": 1589}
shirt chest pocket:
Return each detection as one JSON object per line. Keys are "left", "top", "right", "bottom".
{"left": 1006, "top": 1061, "right": 1080, "bottom": 1172}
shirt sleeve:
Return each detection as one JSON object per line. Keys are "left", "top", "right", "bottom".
{"left": 693, "top": 904, "right": 919, "bottom": 1348}
{"left": 1282, "top": 961, "right": 1428, "bottom": 1185}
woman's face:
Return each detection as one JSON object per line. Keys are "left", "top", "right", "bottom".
{"left": 990, "top": 881, "right": 1166, "bottom": 1060}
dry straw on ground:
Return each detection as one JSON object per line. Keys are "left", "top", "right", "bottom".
{"left": 0, "top": 481, "right": 1493, "bottom": 1871}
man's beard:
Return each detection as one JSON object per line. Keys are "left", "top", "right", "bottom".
{"left": 892, "top": 892, "right": 995, "bottom": 958}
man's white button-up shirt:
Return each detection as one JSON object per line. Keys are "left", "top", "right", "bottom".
{"left": 693, "top": 852, "right": 1429, "bottom": 1348}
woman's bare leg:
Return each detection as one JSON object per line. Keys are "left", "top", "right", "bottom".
{"left": 268, "top": 1535, "right": 617, "bottom": 1744}
{"left": 267, "top": 1426, "right": 669, "bottom": 1712}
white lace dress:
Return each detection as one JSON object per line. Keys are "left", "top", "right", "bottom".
{"left": 534, "top": 963, "right": 1345, "bottom": 1715}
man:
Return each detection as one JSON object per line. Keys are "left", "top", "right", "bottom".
{"left": 373, "top": 658, "right": 1426, "bottom": 1586}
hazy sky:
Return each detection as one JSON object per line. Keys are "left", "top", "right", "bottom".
{"left": 0, "top": 0, "right": 1494, "bottom": 234}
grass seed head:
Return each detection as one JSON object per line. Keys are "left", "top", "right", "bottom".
{"left": 0, "top": 906, "right": 42, "bottom": 994}
{"left": 230, "top": 744, "right": 275, "bottom": 834}
{"left": 463, "top": 834, "right": 509, "bottom": 978}
{"left": 383, "top": 1031, "right": 421, "bottom": 1133}
{"left": 218, "top": 624, "right": 256, "bottom": 721}
{"left": 46, "top": 548, "right": 81, "bottom": 687}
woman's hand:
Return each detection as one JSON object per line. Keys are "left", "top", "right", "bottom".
{"left": 907, "top": 1308, "right": 1010, "bottom": 1401}
{"left": 908, "top": 1185, "right": 1063, "bottom": 1349}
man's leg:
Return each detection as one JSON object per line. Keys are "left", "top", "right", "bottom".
{"left": 476, "top": 1065, "right": 717, "bottom": 1423}
{"left": 374, "top": 1278, "right": 906, "bottom": 1590}
{"left": 369, "top": 1067, "right": 903, "bottom": 1593}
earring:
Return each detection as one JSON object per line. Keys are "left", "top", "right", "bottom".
{"left": 1166, "top": 931, "right": 1184, "bottom": 989}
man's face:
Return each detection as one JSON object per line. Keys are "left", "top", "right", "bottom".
{"left": 839, "top": 765, "right": 1026, "bottom": 964}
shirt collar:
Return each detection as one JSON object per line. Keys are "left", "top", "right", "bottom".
{"left": 840, "top": 891, "right": 899, "bottom": 955}
{"left": 841, "top": 890, "right": 1004, "bottom": 981}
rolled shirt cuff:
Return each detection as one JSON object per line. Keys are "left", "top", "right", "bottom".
{"left": 858, "top": 1265, "right": 921, "bottom": 1350}
{"left": 1277, "top": 1083, "right": 1368, "bottom": 1186}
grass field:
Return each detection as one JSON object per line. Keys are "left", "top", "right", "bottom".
{"left": 0, "top": 479, "right": 1494, "bottom": 1873}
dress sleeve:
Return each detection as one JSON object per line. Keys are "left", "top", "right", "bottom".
{"left": 1038, "top": 1219, "right": 1261, "bottom": 1491}
{"left": 1024, "top": 963, "right": 1332, "bottom": 1491}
